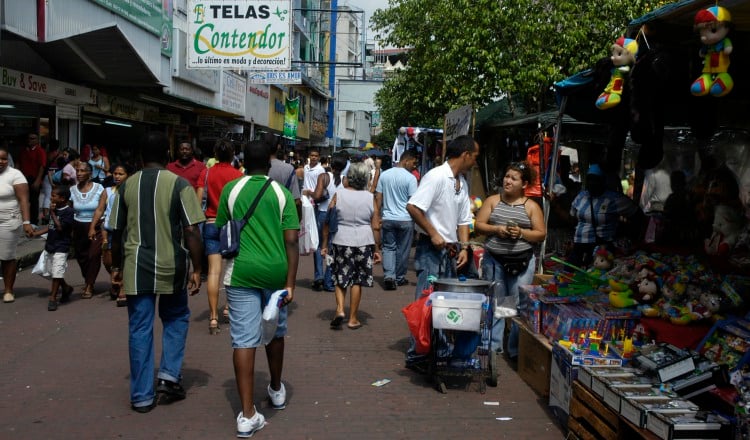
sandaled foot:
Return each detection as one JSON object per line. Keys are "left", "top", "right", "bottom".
{"left": 116, "top": 295, "right": 128, "bottom": 308}
{"left": 47, "top": 300, "right": 58, "bottom": 311}
{"left": 347, "top": 322, "right": 363, "bottom": 330}
{"left": 81, "top": 290, "right": 93, "bottom": 299}
{"left": 222, "top": 306, "right": 230, "bottom": 324}
{"left": 3, "top": 292, "right": 15, "bottom": 303}
{"left": 209, "top": 318, "right": 220, "bottom": 335}
{"left": 330, "top": 315, "right": 345, "bottom": 329}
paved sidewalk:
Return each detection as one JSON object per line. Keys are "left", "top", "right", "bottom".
{"left": 1, "top": 242, "right": 565, "bottom": 439}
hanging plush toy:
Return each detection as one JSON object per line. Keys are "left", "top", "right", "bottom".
{"left": 596, "top": 36, "right": 638, "bottom": 110}
{"left": 691, "top": 6, "right": 734, "bottom": 97}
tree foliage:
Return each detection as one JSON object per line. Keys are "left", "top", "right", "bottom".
{"left": 370, "top": 0, "right": 661, "bottom": 137}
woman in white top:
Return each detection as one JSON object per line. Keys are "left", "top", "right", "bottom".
{"left": 88, "top": 145, "right": 110, "bottom": 183}
{"left": 70, "top": 162, "right": 105, "bottom": 298}
{"left": 0, "top": 146, "right": 35, "bottom": 303}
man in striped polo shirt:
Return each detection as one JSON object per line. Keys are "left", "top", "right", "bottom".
{"left": 109, "top": 132, "right": 205, "bottom": 414}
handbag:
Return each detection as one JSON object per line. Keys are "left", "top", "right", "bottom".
{"left": 219, "top": 177, "right": 273, "bottom": 259}
{"left": 299, "top": 195, "right": 319, "bottom": 255}
{"left": 326, "top": 204, "right": 339, "bottom": 236}
{"left": 402, "top": 292, "right": 432, "bottom": 355}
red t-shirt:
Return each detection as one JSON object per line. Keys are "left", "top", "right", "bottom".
{"left": 166, "top": 158, "right": 206, "bottom": 189}
{"left": 198, "top": 162, "right": 243, "bottom": 218}
{"left": 19, "top": 144, "right": 47, "bottom": 180}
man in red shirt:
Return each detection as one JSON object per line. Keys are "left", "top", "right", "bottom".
{"left": 166, "top": 141, "right": 206, "bottom": 189}
{"left": 19, "top": 133, "right": 47, "bottom": 223}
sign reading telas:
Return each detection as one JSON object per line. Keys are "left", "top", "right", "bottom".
{"left": 187, "top": 0, "right": 292, "bottom": 70}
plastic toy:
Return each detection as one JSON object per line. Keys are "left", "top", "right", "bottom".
{"left": 691, "top": 6, "right": 734, "bottom": 97}
{"left": 597, "top": 36, "right": 638, "bottom": 110}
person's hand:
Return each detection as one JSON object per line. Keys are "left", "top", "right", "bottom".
{"left": 373, "top": 250, "right": 382, "bottom": 264}
{"left": 23, "top": 224, "right": 34, "bottom": 237}
{"left": 321, "top": 247, "right": 328, "bottom": 257}
{"left": 507, "top": 225, "right": 522, "bottom": 240}
{"left": 456, "top": 249, "right": 469, "bottom": 269}
{"left": 282, "top": 286, "right": 294, "bottom": 306}
{"left": 111, "top": 269, "right": 123, "bottom": 291}
{"left": 188, "top": 271, "right": 202, "bottom": 295}
{"left": 430, "top": 232, "right": 446, "bottom": 250}
{"left": 88, "top": 229, "right": 97, "bottom": 240}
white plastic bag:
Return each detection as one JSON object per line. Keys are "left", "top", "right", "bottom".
{"left": 31, "top": 250, "right": 51, "bottom": 278}
{"left": 494, "top": 295, "right": 519, "bottom": 319}
{"left": 299, "top": 196, "right": 319, "bottom": 255}
{"left": 261, "top": 290, "right": 288, "bottom": 345}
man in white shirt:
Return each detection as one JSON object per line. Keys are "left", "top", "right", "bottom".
{"left": 405, "top": 135, "right": 479, "bottom": 370}
{"left": 301, "top": 149, "right": 326, "bottom": 290}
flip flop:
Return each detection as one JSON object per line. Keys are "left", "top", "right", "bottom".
{"left": 330, "top": 315, "right": 344, "bottom": 329}
{"left": 347, "top": 323, "right": 363, "bottom": 330}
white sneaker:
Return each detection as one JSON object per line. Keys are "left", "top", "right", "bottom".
{"left": 236, "top": 408, "right": 265, "bottom": 438}
{"left": 267, "top": 382, "right": 286, "bottom": 409}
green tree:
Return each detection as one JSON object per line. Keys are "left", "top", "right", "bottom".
{"left": 371, "top": 0, "right": 659, "bottom": 136}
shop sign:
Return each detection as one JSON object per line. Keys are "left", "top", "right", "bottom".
{"left": 246, "top": 84, "right": 270, "bottom": 127}
{"left": 85, "top": 92, "right": 158, "bottom": 122}
{"left": 1, "top": 67, "right": 96, "bottom": 105}
{"left": 221, "top": 70, "right": 247, "bottom": 116}
{"left": 444, "top": 105, "right": 473, "bottom": 142}
{"left": 156, "top": 113, "right": 181, "bottom": 125}
{"left": 92, "top": 0, "right": 173, "bottom": 56}
{"left": 187, "top": 0, "right": 292, "bottom": 70}
{"left": 247, "top": 71, "right": 301, "bottom": 84}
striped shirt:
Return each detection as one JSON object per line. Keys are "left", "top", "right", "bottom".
{"left": 570, "top": 190, "right": 638, "bottom": 244}
{"left": 108, "top": 169, "right": 206, "bottom": 295}
{"left": 484, "top": 198, "right": 533, "bottom": 256}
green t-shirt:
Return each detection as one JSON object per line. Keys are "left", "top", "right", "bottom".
{"left": 216, "top": 175, "right": 299, "bottom": 288}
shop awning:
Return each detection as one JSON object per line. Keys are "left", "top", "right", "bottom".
{"left": 28, "top": 26, "right": 160, "bottom": 89}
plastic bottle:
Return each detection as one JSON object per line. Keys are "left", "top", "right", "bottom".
{"left": 261, "top": 290, "right": 288, "bottom": 345}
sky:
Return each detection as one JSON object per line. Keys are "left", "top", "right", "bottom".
{"left": 345, "top": 0, "right": 390, "bottom": 40}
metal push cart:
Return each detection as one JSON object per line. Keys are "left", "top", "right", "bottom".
{"left": 427, "top": 278, "right": 499, "bottom": 394}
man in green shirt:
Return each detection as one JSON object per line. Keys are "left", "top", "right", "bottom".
{"left": 109, "top": 132, "right": 205, "bottom": 413}
{"left": 216, "top": 138, "right": 299, "bottom": 438}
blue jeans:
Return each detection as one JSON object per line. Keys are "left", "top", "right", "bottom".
{"left": 226, "top": 286, "right": 289, "bottom": 349}
{"left": 406, "top": 235, "right": 456, "bottom": 363}
{"left": 481, "top": 252, "right": 536, "bottom": 357}
{"left": 382, "top": 220, "right": 414, "bottom": 282}
{"left": 127, "top": 289, "right": 190, "bottom": 407}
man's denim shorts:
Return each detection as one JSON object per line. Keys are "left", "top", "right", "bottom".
{"left": 203, "top": 222, "right": 220, "bottom": 255}
{"left": 226, "top": 285, "right": 288, "bottom": 349}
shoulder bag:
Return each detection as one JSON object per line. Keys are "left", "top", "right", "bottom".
{"left": 219, "top": 177, "right": 273, "bottom": 259}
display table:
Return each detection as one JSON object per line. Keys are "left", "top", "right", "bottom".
{"left": 569, "top": 381, "right": 660, "bottom": 440}
{"left": 639, "top": 318, "right": 713, "bottom": 350}
{"left": 515, "top": 317, "right": 552, "bottom": 397}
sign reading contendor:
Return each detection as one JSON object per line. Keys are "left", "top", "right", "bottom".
{"left": 187, "top": 0, "right": 292, "bottom": 70}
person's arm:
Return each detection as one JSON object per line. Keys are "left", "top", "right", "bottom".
{"left": 456, "top": 224, "right": 470, "bottom": 268}
{"left": 88, "top": 190, "right": 109, "bottom": 240}
{"left": 184, "top": 224, "right": 203, "bottom": 295}
{"left": 110, "top": 228, "right": 124, "bottom": 291}
{"left": 517, "top": 200, "right": 547, "bottom": 243}
{"left": 32, "top": 225, "right": 50, "bottom": 237}
{"left": 283, "top": 229, "right": 299, "bottom": 305}
{"left": 370, "top": 167, "right": 381, "bottom": 194}
{"left": 32, "top": 151, "right": 46, "bottom": 189}
{"left": 103, "top": 156, "right": 111, "bottom": 175}
{"left": 14, "top": 183, "right": 35, "bottom": 236}
{"left": 309, "top": 172, "right": 327, "bottom": 201}
{"left": 407, "top": 203, "right": 445, "bottom": 249}
{"left": 371, "top": 195, "right": 382, "bottom": 264}
{"left": 374, "top": 192, "right": 383, "bottom": 220}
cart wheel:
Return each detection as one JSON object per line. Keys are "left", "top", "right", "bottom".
{"left": 486, "top": 351, "right": 498, "bottom": 387}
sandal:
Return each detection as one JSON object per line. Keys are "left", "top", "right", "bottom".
{"left": 222, "top": 306, "right": 230, "bottom": 324}
{"left": 330, "top": 315, "right": 345, "bottom": 329}
{"left": 209, "top": 318, "right": 220, "bottom": 335}
{"left": 116, "top": 295, "right": 128, "bottom": 308}
{"left": 81, "top": 289, "right": 93, "bottom": 299}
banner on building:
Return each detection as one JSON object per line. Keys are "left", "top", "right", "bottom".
{"left": 92, "top": 0, "right": 173, "bottom": 56}
{"left": 187, "top": 0, "right": 293, "bottom": 70}
{"left": 283, "top": 97, "right": 299, "bottom": 140}
{"left": 247, "top": 71, "right": 302, "bottom": 84}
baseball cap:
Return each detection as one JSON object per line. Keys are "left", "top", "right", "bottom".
{"left": 587, "top": 164, "right": 604, "bottom": 177}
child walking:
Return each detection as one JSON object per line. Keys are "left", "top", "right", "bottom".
{"left": 33, "top": 186, "right": 75, "bottom": 311}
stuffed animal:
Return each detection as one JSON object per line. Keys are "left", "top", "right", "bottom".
{"left": 632, "top": 273, "right": 660, "bottom": 305}
{"left": 596, "top": 37, "right": 638, "bottom": 110}
{"left": 588, "top": 246, "right": 614, "bottom": 278}
{"left": 704, "top": 205, "right": 744, "bottom": 256}
{"left": 608, "top": 278, "right": 638, "bottom": 308}
{"left": 691, "top": 6, "right": 734, "bottom": 97}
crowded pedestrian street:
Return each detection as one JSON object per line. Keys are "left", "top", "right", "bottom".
{"left": 1, "top": 237, "right": 564, "bottom": 439}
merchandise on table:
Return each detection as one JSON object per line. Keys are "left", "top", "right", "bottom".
{"left": 620, "top": 396, "right": 699, "bottom": 428}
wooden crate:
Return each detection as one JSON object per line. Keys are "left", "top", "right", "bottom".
{"left": 568, "top": 381, "right": 660, "bottom": 440}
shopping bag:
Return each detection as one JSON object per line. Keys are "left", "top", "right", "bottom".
{"left": 402, "top": 293, "right": 432, "bottom": 355}
{"left": 31, "top": 250, "right": 51, "bottom": 278}
{"left": 299, "top": 196, "right": 318, "bottom": 255}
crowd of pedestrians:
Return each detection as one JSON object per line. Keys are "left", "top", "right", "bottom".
{"left": 7, "top": 129, "right": 670, "bottom": 438}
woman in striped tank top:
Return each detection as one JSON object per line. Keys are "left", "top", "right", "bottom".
{"left": 474, "top": 162, "right": 546, "bottom": 358}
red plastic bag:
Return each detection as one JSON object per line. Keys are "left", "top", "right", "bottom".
{"left": 402, "top": 292, "right": 432, "bottom": 355}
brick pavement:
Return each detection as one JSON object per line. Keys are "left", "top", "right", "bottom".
{"left": 1, "top": 240, "right": 565, "bottom": 439}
